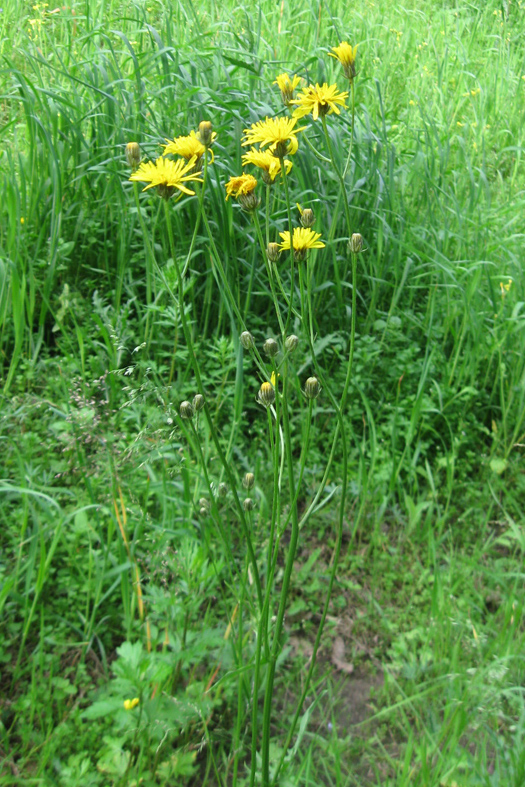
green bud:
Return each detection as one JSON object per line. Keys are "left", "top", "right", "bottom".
{"left": 240, "top": 331, "right": 255, "bottom": 350}
{"left": 180, "top": 400, "right": 195, "bottom": 419}
{"left": 243, "top": 472, "right": 255, "bottom": 490}
{"left": 285, "top": 334, "right": 299, "bottom": 352}
{"left": 304, "top": 376, "right": 320, "bottom": 399}
{"left": 263, "top": 338, "right": 279, "bottom": 357}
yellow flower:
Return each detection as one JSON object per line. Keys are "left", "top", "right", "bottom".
{"left": 225, "top": 173, "right": 258, "bottom": 200}
{"left": 328, "top": 42, "right": 358, "bottom": 81}
{"left": 500, "top": 279, "right": 512, "bottom": 297}
{"left": 225, "top": 173, "right": 260, "bottom": 211}
{"left": 279, "top": 227, "right": 325, "bottom": 261}
{"left": 274, "top": 73, "right": 302, "bottom": 105}
{"left": 241, "top": 148, "right": 292, "bottom": 183}
{"left": 123, "top": 698, "right": 140, "bottom": 711}
{"left": 291, "top": 83, "right": 349, "bottom": 121}
{"left": 162, "top": 129, "right": 216, "bottom": 163}
{"left": 130, "top": 156, "right": 202, "bottom": 199}
{"left": 242, "top": 117, "right": 305, "bottom": 158}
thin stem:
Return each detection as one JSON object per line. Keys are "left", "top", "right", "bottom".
{"left": 342, "top": 79, "right": 356, "bottom": 179}
{"left": 279, "top": 157, "right": 296, "bottom": 337}
{"left": 260, "top": 366, "right": 299, "bottom": 787}
{"left": 252, "top": 210, "right": 285, "bottom": 335}
{"left": 163, "top": 199, "right": 264, "bottom": 612}
{"left": 321, "top": 114, "right": 352, "bottom": 239}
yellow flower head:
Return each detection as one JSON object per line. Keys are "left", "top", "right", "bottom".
{"left": 241, "top": 148, "right": 292, "bottom": 183}
{"left": 225, "top": 173, "right": 260, "bottom": 211}
{"left": 225, "top": 173, "right": 258, "bottom": 200}
{"left": 274, "top": 73, "right": 302, "bottom": 106}
{"left": 130, "top": 156, "right": 202, "bottom": 199}
{"left": 279, "top": 227, "right": 325, "bottom": 262}
{"left": 162, "top": 129, "right": 216, "bottom": 163}
{"left": 291, "top": 83, "right": 349, "bottom": 121}
{"left": 329, "top": 42, "right": 358, "bottom": 81}
{"left": 123, "top": 698, "right": 140, "bottom": 711}
{"left": 242, "top": 116, "right": 305, "bottom": 158}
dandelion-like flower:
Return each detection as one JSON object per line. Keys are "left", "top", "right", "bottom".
{"left": 329, "top": 42, "right": 358, "bottom": 82}
{"left": 258, "top": 381, "right": 276, "bottom": 407}
{"left": 279, "top": 227, "right": 325, "bottom": 262}
{"left": 242, "top": 117, "right": 305, "bottom": 158}
{"left": 274, "top": 73, "right": 302, "bottom": 106}
{"left": 291, "top": 83, "right": 349, "bottom": 121}
{"left": 162, "top": 129, "right": 216, "bottom": 163}
{"left": 130, "top": 156, "right": 202, "bottom": 199}
{"left": 241, "top": 148, "right": 292, "bottom": 183}
{"left": 225, "top": 173, "right": 260, "bottom": 211}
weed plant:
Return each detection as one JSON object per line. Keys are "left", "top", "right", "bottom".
{"left": 1, "top": 0, "right": 525, "bottom": 785}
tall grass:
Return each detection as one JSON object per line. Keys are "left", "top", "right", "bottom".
{"left": 1, "top": 0, "right": 525, "bottom": 783}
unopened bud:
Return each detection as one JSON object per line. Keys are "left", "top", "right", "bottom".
{"left": 238, "top": 192, "right": 261, "bottom": 212}
{"left": 193, "top": 394, "right": 205, "bottom": 412}
{"left": 243, "top": 497, "right": 254, "bottom": 512}
{"left": 258, "top": 382, "right": 276, "bottom": 407}
{"left": 218, "top": 482, "right": 228, "bottom": 497}
{"left": 240, "top": 331, "right": 255, "bottom": 350}
{"left": 349, "top": 233, "right": 363, "bottom": 254}
{"left": 199, "top": 506, "right": 208, "bottom": 516}
{"left": 263, "top": 338, "right": 279, "bottom": 357}
{"left": 243, "top": 472, "right": 255, "bottom": 490}
{"left": 180, "top": 400, "right": 195, "bottom": 419}
{"left": 125, "top": 142, "right": 141, "bottom": 171}
{"left": 197, "top": 120, "right": 213, "bottom": 148}
{"left": 285, "top": 334, "right": 299, "bottom": 352}
{"left": 304, "top": 376, "right": 321, "bottom": 399}
{"left": 199, "top": 497, "right": 208, "bottom": 509}
{"left": 300, "top": 208, "right": 315, "bottom": 228}
{"left": 267, "top": 242, "right": 280, "bottom": 262}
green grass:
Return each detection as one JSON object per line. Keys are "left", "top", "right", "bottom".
{"left": 1, "top": 0, "right": 525, "bottom": 783}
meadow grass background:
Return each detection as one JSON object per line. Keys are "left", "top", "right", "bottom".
{"left": 1, "top": 0, "right": 525, "bottom": 783}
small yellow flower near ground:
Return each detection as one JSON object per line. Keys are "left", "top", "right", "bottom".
{"left": 242, "top": 117, "right": 305, "bottom": 158}
{"left": 123, "top": 698, "right": 140, "bottom": 710}
{"left": 328, "top": 42, "right": 358, "bottom": 82}
{"left": 274, "top": 73, "right": 302, "bottom": 105}
{"left": 130, "top": 156, "right": 202, "bottom": 199}
{"left": 291, "top": 83, "right": 349, "bottom": 121}
{"left": 162, "top": 129, "right": 216, "bottom": 163}
{"left": 241, "top": 148, "right": 292, "bottom": 183}
{"left": 500, "top": 279, "right": 512, "bottom": 297}
{"left": 279, "top": 227, "right": 325, "bottom": 262}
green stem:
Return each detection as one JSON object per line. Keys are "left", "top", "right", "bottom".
{"left": 260, "top": 366, "right": 299, "bottom": 787}
{"left": 252, "top": 210, "right": 285, "bottom": 335}
{"left": 162, "top": 199, "right": 264, "bottom": 612}
{"left": 321, "top": 114, "right": 352, "bottom": 238}
{"left": 279, "top": 157, "right": 296, "bottom": 337}
{"left": 270, "top": 262, "right": 350, "bottom": 787}
{"left": 342, "top": 80, "right": 356, "bottom": 179}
